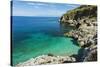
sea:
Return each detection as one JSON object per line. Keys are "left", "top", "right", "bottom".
{"left": 12, "top": 16, "right": 80, "bottom": 65}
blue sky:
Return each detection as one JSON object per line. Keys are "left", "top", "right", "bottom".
{"left": 12, "top": 1, "right": 80, "bottom": 17}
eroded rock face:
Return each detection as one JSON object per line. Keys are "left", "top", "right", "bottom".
{"left": 15, "top": 55, "right": 76, "bottom": 66}
{"left": 60, "top": 5, "right": 97, "bottom": 62}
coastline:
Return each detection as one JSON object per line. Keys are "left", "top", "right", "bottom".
{"left": 15, "top": 55, "right": 76, "bottom": 66}
{"left": 60, "top": 5, "right": 97, "bottom": 61}
{"left": 15, "top": 5, "right": 97, "bottom": 66}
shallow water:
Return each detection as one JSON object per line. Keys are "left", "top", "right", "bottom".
{"left": 12, "top": 16, "right": 80, "bottom": 65}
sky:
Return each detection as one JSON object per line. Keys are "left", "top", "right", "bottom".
{"left": 12, "top": 1, "right": 80, "bottom": 17}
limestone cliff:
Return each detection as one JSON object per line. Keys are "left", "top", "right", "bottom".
{"left": 60, "top": 5, "right": 97, "bottom": 61}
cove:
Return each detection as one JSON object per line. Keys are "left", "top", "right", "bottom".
{"left": 12, "top": 16, "right": 80, "bottom": 65}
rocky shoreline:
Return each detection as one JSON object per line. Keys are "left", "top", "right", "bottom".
{"left": 60, "top": 5, "right": 97, "bottom": 62}
{"left": 15, "top": 5, "right": 97, "bottom": 66}
{"left": 16, "top": 54, "right": 76, "bottom": 66}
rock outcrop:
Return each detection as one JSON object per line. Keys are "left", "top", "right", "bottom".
{"left": 60, "top": 5, "right": 97, "bottom": 61}
{"left": 15, "top": 55, "right": 76, "bottom": 66}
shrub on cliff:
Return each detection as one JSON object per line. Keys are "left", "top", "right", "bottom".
{"left": 62, "top": 5, "right": 97, "bottom": 21}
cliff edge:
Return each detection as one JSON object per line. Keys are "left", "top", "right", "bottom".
{"left": 60, "top": 5, "right": 97, "bottom": 61}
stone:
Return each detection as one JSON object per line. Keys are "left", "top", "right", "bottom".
{"left": 15, "top": 55, "right": 76, "bottom": 66}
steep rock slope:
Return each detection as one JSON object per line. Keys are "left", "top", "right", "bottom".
{"left": 60, "top": 5, "right": 97, "bottom": 61}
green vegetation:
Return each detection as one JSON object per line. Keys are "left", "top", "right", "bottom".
{"left": 63, "top": 5, "right": 97, "bottom": 20}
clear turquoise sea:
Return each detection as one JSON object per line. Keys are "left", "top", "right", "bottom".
{"left": 12, "top": 16, "right": 80, "bottom": 65}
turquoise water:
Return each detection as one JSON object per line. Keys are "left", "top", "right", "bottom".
{"left": 12, "top": 16, "right": 80, "bottom": 65}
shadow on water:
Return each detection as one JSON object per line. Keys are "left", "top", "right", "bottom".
{"left": 59, "top": 22, "right": 76, "bottom": 33}
{"left": 77, "top": 48, "right": 85, "bottom": 62}
{"left": 71, "top": 39, "right": 79, "bottom": 47}
{"left": 71, "top": 47, "right": 85, "bottom": 62}
{"left": 70, "top": 38, "right": 86, "bottom": 62}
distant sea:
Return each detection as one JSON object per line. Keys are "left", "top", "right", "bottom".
{"left": 12, "top": 16, "right": 80, "bottom": 65}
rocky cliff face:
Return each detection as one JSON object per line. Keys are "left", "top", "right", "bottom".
{"left": 60, "top": 5, "right": 97, "bottom": 61}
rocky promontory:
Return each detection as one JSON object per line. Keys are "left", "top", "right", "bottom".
{"left": 60, "top": 5, "right": 97, "bottom": 61}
